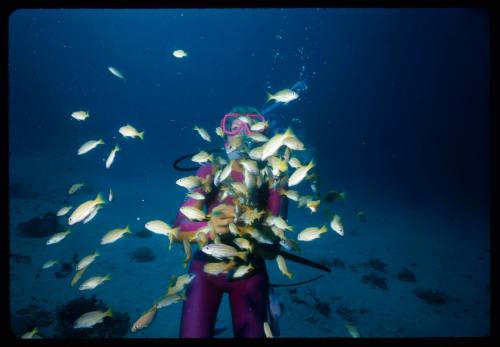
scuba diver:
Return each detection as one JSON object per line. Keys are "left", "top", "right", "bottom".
{"left": 171, "top": 81, "right": 330, "bottom": 338}
{"left": 173, "top": 106, "right": 284, "bottom": 338}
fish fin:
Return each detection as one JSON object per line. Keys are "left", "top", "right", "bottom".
{"left": 95, "top": 193, "right": 106, "bottom": 205}
{"left": 307, "top": 159, "right": 315, "bottom": 170}
{"left": 105, "top": 308, "right": 113, "bottom": 318}
{"left": 138, "top": 131, "right": 145, "bottom": 140}
{"left": 266, "top": 92, "right": 274, "bottom": 103}
{"left": 105, "top": 274, "right": 112, "bottom": 281}
{"left": 284, "top": 127, "right": 294, "bottom": 138}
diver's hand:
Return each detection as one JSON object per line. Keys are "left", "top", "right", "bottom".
{"left": 209, "top": 204, "right": 235, "bottom": 235}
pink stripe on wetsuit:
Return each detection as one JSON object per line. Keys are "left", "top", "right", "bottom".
{"left": 173, "top": 163, "right": 282, "bottom": 338}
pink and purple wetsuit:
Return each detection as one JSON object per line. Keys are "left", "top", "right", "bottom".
{"left": 173, "top": 163, "right": 282, "bottom": 338}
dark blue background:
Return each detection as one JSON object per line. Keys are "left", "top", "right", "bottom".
{"left": 9, "top": 8, "right": 490, "bottom": 221}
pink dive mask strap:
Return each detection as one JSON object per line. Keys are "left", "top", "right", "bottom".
{"left": 220, "top": 113, "right": 266, "bottom": 136}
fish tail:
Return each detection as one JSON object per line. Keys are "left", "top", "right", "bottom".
{"left": 105, "top": 308, "right": 113, "bottom": 318}
{"left": 99, "top": 139, "right": 105, "bottom": 145}
{"left": 138, "top": 131, "right": 145, "bottom": 140}
{"left": 95, "top": 193, "right": 106, "bottom": 205}
{"left": 115, "top": 144, "right": 121, "bottom": 151}
{"left": 287, "top": 272, "right": 293, "bottom": 279}
{"left": 237, "top": 251, "right": 247, "bottom": 261}
{"left": 307, "top": 159, "right": 315, "bottom": 170}
{"left": 284, "top": 127, "right": 294, "bottom": 138}
{"left": 125, "top": 225, "right": 132, "bottom": 233}
{"left": 266, "top": 92, "right": 274, "bottom": 103}
{"left": 105, "top": 274, "right": 112, "bottom": 281}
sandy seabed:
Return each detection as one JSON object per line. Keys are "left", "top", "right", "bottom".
{"left": 9, "top": 151, "right": 490, "bottom": 338}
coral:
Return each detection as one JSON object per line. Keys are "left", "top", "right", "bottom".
{"left": 71, "top": 253, "right": 79, "bottom": 265}
{"left": 290, "top": 296, "right": 307, "bottom": 305}
{"left": 55, "top": 295, "right": 129, "bottom": 338}
{"left": 318, "top": 258, "right": 333, "bottom": 267}
{"left": 17, "top": 212, "right": 64, "bottom": 238}
{"left": 335, "top": 304, "right": 355, "bottom": 323}
{"left": 129, "top": 247, "right": 155, "bottom": 263}
{"left": 413, "top": 289, "right": 451, "bottom": 305}
{"left": 397, "top": 268, "right": 416, "bottom": 282}
{"left": 55, "top": 262, "right": 73, "bottom": 278}
{"left": 365, "top": 258, "right": 387, "bottom": 273}
{"left": 318, "top": 257, "right": 345, "bottom": 269}
{"left": 359, "top": 307, "right": 371, "bottom": 315}
{"left": 305, "top": 287, "right": 331, "bottom": 319}
{"left": 11, "top": 305, "right": 54, "bottom": 336}
{"left": 331, "top": 258, "right": 346, "bottom": 269}
{"left": 305, "top": 316, "right": 319, "bottom": 324}
{"left": 10, "top": 253, "right": 32, "bottom": 264}
{"left": 361, "top": 273, "right": 388, "bottom": 290}
{"left": 9, "top": 181, "right": 39, "bottom": 199}
{"left": 134, "top": 229, "right": 153, "bottom": 238}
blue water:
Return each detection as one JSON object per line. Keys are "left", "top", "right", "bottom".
{"left": 9, "top": 8, "right": 490, "bottom": 338}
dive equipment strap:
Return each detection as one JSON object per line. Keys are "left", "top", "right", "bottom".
{"left": 277, "top": 249, "right": 331, "bottom": 273}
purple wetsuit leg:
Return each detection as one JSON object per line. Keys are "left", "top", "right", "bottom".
{"left": 179, "top": 254, "right": 224, "bottom": 338}
{"left": 228, "top": 266, "right": 269, "bottom": 338}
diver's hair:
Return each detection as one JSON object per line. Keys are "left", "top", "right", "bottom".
{"left": 230, "top": 105, "right": 261, "bottom": 115}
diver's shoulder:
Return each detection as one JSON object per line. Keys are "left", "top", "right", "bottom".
{"left": 196, "top": 163, "right": 214, "bottom": 178}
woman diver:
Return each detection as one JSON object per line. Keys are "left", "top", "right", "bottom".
{"left": 172, "top": 106, "right": 286, "bottom": 338}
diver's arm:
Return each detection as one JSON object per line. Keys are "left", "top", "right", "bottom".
{"left": 172, "top": 164, "right": 213, "bottom": 243}
{"left": 267, "top": 176, "right": 287, "bottom": 216}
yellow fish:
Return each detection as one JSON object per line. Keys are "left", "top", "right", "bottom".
{"left": 131, "top": 304, "right": 157, "bottom": 333}
{"left": 345, "top": 322, "right": 360, "bottom": 338}
{"left": 288, "top": 160, "right": 315, "bottom": 187}
{"left": 79, "top": 275, "right": 111, "bottom": 291}
{"left": 261, "top": 128, "right": 294, "bottom": 160}
{"left": 71, "top": 110, "right": 89, "bottom": 121}
{"left": 76, "top": 250, "right": 100, "bottom": 271}
{"left": 21, "top": 327, "right": 40, "bottom": 339}
{"left": 173, "top": 49, "right": 188, "bottom": 58}
{"left": 56, "top": 206, "right": 72, "bottom": 217}
{"left": 68, "top": 193, "right": 106, "bottom": 225}
{"left": 276, "top": 255, "right": 293, "bottom": 279}
{"left": 193, "top": 125, "right": 211, "bottom": 142}
{"left": 100, "top": 225, "right": 131, "bottom": 245}
{"left": 263, "top": 321, "right": 273, "bottom": 338}
{"left": 46, "top": 230, "right": 71, "bottom": 245}
{"left": 71, "top": 266, "right": 89, "bottom": 287}
{"left": 105, "top": 144, "right": 120, "bottom": 169}
{"left": 266, "top": 88, "right": 299, "bottom": 104}
{"left": 73, "top": 308, "right": 113, "bottom": 329}
{"left": 297, "top": 225, "right": 328, "bottom": 241}
{"left": 68, "top": 183, "right": 84, "bottom": 195}
{"left": 180, "top": 206, "right": 207, "bottom": 221}
{"left": 77, "top": 139, "right": 104, "bottom": 155}
{"left": 119, "top": 124, "right": 144, "bottom": 140}
{"left": 203, "top": 260, "right": 237, "bottom": 275}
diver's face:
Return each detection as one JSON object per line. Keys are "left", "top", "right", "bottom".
{"left": 226, "top": 133, "right": 243, "bottom": 153}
